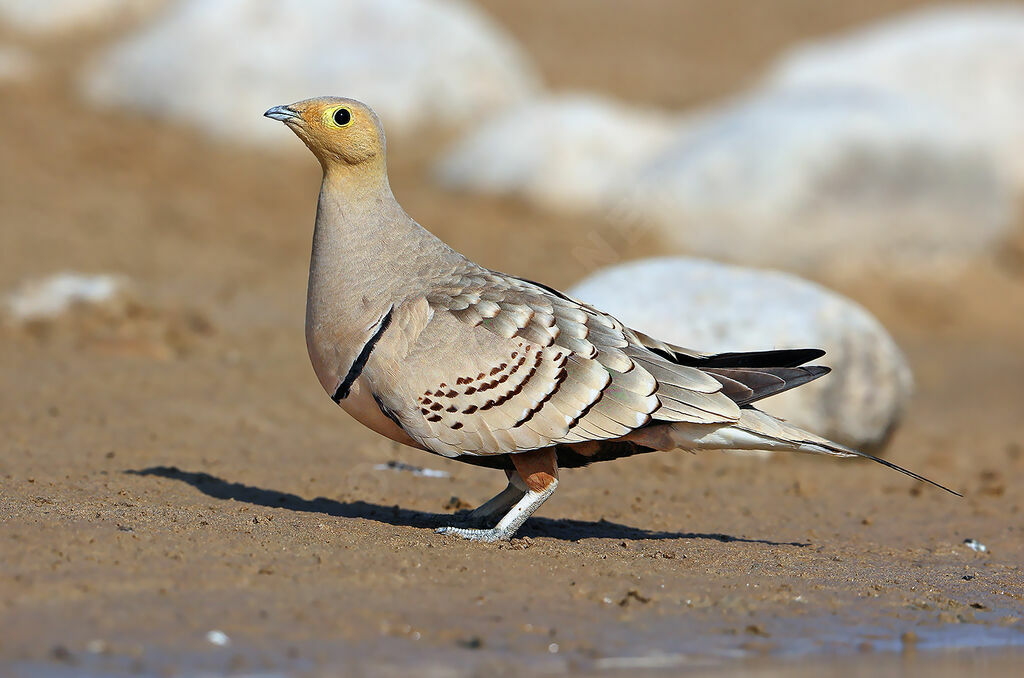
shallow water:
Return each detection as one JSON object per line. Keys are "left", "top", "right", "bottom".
{"left": 7, "top": 614, "right": 1023, "bottom": 678}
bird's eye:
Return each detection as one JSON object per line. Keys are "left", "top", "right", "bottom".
{"left": 332, "top": 107, "right": 352, "bottom": 127}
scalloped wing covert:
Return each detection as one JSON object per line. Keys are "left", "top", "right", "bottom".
{"left": 373, "top": 267, "right": 741, "bottom": 458}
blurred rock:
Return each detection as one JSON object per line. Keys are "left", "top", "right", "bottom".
{"left": 436, "top": 93, "right": 680, "bottom": 213}
{"left": 4, "top": 273, "right": 212, "bottom": 359}
{"left": 569, "top": 257, "right": 913, "bottom": 450}
{"left": 437, "top": 87, "right": 1012, "bottom": 272}
{"left": 0, "top": 44, "right": 32, "bottom": 83}
{"left": 79, "top": 0, "right": 539, "bottom": 144}
{"left": 6, "top": 273, "right": 130, "bottom": 321}
{"left": 763, "top": 5, "right": 1024, "bottom": 190}
{"left": 622, "top": 88, "right": 1012, "bottom": 271}
{"left": 0, "top": 0, "right": 165, "bottom": 34}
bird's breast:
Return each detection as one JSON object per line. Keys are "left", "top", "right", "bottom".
{"left": 338, "top": 376, "right": 424, "bottom": 450}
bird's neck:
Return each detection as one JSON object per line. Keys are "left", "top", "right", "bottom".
{"left": 305, "top": 162, "right": 459, "bottom": 337}
{"left": 314, "top": 163, "right": 407, "bottom": 261}
{"left": 312, "top": 164, "right": 443, "bottom": 283}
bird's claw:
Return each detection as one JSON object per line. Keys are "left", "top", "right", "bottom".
{"left": 435, "top": 525, "right": 510, "bottom": 542}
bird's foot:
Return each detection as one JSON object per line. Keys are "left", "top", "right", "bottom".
{"left": 463, "top": 480, "right": 525, "bottom": 526}
{"left": 434, "top": 482, "right": 557, "bottom": 543}
{"left": 435, "top": 525, "right": 512, "bottom": 542}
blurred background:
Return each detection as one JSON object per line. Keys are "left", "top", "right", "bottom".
{"left": 1, "top": 1, "right": 1022, "bottom": 676}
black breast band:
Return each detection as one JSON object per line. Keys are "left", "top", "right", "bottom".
{"left": 331, "top": 306, "right": 394, "bottom": 403}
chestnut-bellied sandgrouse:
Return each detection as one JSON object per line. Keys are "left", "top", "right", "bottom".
{"left": 265, "top": 97, "right": 958, "bottom": 542}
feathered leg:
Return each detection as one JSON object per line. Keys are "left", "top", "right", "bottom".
{"left": 463, "top": 469, "right": 526, "bottom": 527}
{"left": 436, "top": 448, "right": 558, "bottom": 542}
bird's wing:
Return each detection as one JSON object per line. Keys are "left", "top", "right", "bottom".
{"left": 376, "top": 268, "right": 741, "bottom": 457}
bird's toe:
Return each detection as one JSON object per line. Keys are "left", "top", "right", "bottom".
{"left": 434, "top": 526, "right": 509, "bottom": 542}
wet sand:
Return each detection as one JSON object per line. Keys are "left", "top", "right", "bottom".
{"left": 2, "top": 1, "right": 1023, "bottom": 675}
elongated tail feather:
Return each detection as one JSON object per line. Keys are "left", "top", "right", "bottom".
{"left": 735, "top": 409, "right": 961, "bottom": 497}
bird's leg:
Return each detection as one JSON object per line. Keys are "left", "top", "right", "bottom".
{"left": 463, "top": 469, "right": 526, "bottom": 527}
{"left": 436, "top": 449, "right": 558, "bottom": 542}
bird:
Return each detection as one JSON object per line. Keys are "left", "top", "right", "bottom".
{"left": 264, "top": 96, "right": 959, "bottom": 542}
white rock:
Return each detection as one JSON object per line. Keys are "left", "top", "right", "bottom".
{"left": 437, "top": 88, "right": 1013, "bottom": 272}
{"left": 0, "top": 44, "right": 33, "bottom": 83}
{"left": 436, "top": 93, "right": 681, "bottom": 214}
{"left": 204, "top": 630, "right": 230, "bottom": 647}
{"left": 0, "top": 0, "right": 165, "bottom": 34}
{"left": 763, "top": 5, "right": 1024, "bottom": 189}
{"left": 622, "top": 88, "right": 1012, "bottom": 271}
{"left": 78, "top": 0, "right": 539, "bottom": 144}
{"left": 5, "top": 273, "right": 129, "bottom": 322}
{"left": 569, "top": 257, "right": 913, "bottom": 450}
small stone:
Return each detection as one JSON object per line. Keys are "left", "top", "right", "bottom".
{"left": 443, "top": 496, "right": 471, "bottom": 511}
{"left": 205, "top": 630, "right": 230, "bottom": 647}
{"left": 618, "top": 590, "right": 651, "bottom": 606}
{"left": 457, "top": 636, "right": 483, "bottom": 649}
{"left": 963, "top": 538, "right": 988, "bottom": 553}
{"left": 50, "top": 645, "right": 73, "bottom": 662}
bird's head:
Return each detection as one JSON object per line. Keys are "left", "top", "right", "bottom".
{"left": 264, "top": 97, "right": 385, "bottom": 170}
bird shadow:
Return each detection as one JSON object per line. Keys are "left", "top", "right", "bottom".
{"left": 125, "top": 466, "right": 807, "bottom": 546}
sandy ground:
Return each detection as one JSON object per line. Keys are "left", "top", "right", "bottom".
{"left": 1, "top": 1, "right": 1023, "bottom": 676}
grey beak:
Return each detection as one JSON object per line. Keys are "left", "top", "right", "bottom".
{"left": 264, "top": 105, "right": 301, "bottom": 122}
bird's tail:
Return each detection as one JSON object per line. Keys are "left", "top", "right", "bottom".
{"left": 635, "top": 408, "right": 961, "bottom": 497}
{"left": 733, "top": 408, "right": 961, "bottom": 496}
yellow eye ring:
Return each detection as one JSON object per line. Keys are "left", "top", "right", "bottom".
{"left": 328, "top": 107, "right": 352, "bottom": 127}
